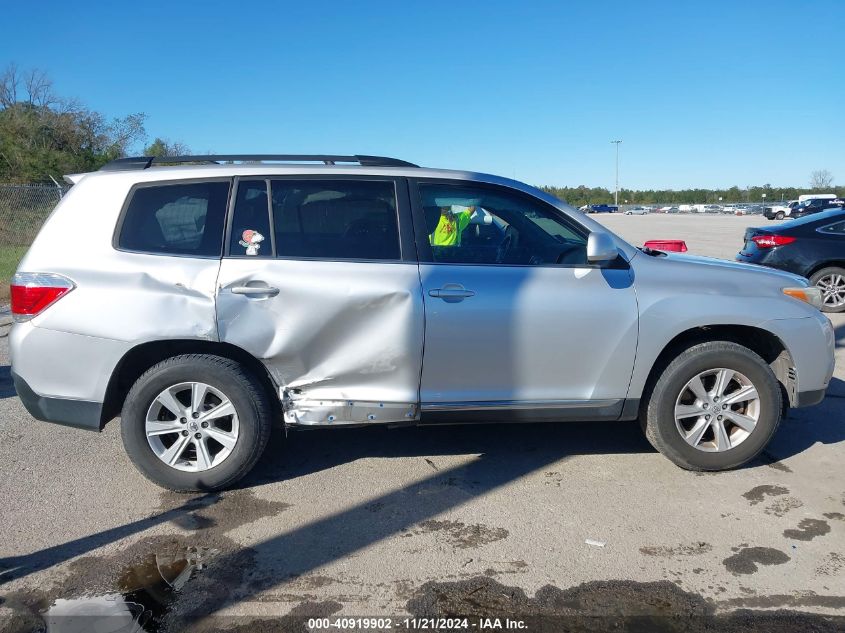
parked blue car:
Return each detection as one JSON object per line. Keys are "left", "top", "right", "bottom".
{"left": 588, "top": 204, "right": 618, "bottom": 213}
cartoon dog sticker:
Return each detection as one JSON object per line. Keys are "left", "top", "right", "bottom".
{"left": 239, "top": 229, "right": 264, "bottom": 256}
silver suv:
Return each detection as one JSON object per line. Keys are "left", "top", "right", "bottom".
{"left": 9, "top": 155, "right": 835, "bottom": 491}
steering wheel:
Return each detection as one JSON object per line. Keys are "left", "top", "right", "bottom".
{"left": 496, "top": 226, "right": 518, "bottom": 263}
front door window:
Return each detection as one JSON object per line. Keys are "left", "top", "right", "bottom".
{"left": 417, "top": 183, "right": 588, "bottom": 266}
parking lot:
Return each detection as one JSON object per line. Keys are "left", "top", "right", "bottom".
{"left": 0, "top": 213, "right": 843, "bottom": 631}
{"left": 593, "top": 212, "right": 767, "bottom": 260}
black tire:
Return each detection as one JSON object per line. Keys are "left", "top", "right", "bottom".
{"left": 775, "top": 211, "right": 785, "bottom": 220}
{"left": 808, "top": 266, "right": 845, "bottom": 313}
{"left": 642, "top": 341, "right": 781, "bottom": 471}
{"left": 121, "top": 354, "right": 273, "bottom": 492}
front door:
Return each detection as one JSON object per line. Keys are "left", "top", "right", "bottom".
{"left": 216, "top": 176, "right": 424, "bottom": 425}
{"left": 412, "top": 180, "right": 638, "bottom": 419}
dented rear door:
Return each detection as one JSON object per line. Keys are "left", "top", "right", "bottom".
{"left": 216, "top": 176, "right": 424, "bottom": 425}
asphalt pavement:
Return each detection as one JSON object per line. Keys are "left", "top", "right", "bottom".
{"left": 0, "top": 213, "right": 843, "bottom": 632}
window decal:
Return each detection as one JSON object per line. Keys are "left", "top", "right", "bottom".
{"left": 239, "top": 229, "right": 264, "bottom": 256}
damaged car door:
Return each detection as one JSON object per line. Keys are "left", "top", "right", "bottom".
{"left": 216, "top": 177, "right": 424, "bottom": 425}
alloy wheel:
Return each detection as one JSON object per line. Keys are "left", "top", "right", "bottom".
{"left": 816, "top": 274, "right": 845, "bottom": 309}
{"left": 674, "top": 368, "right": 760, "bottom": 452}
{"left": 145, "top": 382, "right": 239, "bottom": 472}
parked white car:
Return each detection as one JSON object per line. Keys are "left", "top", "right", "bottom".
{"left": 764, "top": 201, "right": 799, "bottom": 220}
{"left": 624, "top": 206, "right": 650, "bottom": 215}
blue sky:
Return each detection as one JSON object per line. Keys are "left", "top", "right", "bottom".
{"left": 1, "top": 0, "right": 843, "bottom": 189}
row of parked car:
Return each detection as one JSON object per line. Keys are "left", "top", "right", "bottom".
{"left": 763, "top": 194, "right": 845, "bottom": 221}
{"left": 584, "top": 198, "right": 845, "bottom": 218}
{"left": 581, "top": 203, "right": 769, "bottom": 215}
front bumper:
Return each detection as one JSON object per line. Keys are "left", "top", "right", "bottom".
{"left": 795, "top": 388, "right": 826, "bottom": 407}
{"left": 12, "top": 371, "right": 103, "bottom": 431}
{"left": 763, "top": 314, "right": 835, "bottom": 407}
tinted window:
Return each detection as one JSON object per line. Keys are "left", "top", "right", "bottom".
{"left": 819, "top": 221, "right": 845, "bottom": 234}
{"left": 270, "top": 180, "right": 399, "bottom": 260}
{"left": 229, "top": 180, "right": 272, "bottom": 257}
{"left": 417, "top": 183, "right": 588, "bottom": 266}
{"left": 119, "top": 181, "right": 229, "bottom": 256}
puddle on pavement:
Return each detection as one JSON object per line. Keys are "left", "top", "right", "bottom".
{"left": 42, "top": 547, "right": 214, "bottom": 633}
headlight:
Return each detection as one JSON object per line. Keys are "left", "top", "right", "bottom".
{"left": 783, "top": 287, "right": 823, "bottom": 310}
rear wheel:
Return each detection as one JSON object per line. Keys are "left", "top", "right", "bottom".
{"left": 121, "top": 354, "right": 273, "bottom": 491}
{"left": 809, "top": 266, "right": 845, "bottom": 313}
{"left": 642, "top": 342, "right": 781, "bottom": 471}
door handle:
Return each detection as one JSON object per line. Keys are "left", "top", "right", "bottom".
{"left": 428, "top": 285, "right": 475, "bottom": 302}
{"left": 230, "top": 285, "right": 280, "bottom": 297}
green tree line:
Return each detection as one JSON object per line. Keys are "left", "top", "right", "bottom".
{"left": 0, "top": 64, "right": 188, "bottom": 183}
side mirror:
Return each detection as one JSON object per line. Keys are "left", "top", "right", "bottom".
{"left": 587, "top": 231, "right": 618, "bottom": 263}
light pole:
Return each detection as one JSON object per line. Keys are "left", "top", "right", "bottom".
{"left": 611, "top": 140, "right": 622, "bottom": 207}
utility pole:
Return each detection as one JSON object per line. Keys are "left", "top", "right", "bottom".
{"left": 611, "top": 140, "right": 622, "bottom": 206}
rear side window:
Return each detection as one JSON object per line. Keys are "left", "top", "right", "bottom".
{"left": 118, "top": 181, "right": 230, "bottom": 256}
{"left": 819, "top": 220, "right": 845, "bottom": 234}
{"left": 269, "top": 180, "right": 399, "bottom": 260}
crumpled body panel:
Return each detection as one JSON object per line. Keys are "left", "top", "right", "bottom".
{"left": 29, "top": 256, "right": 220, "bottom": 343}
{"left": 216, "top": 259, "right": 424, "bottom": 425}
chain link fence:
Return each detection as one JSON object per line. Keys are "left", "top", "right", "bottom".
{"left": 0, "top": 184, "right": 68, "bottom": 302}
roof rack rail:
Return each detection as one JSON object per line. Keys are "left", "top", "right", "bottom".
{"left": 99, "top": 154, "right": 418, "bottom": 171}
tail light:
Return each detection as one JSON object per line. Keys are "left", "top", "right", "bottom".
{"left": 751, "top": 235, "right": 796, "bottom": 249}
{"left": 10, "top": 272, "right": 75, "bottom": 323}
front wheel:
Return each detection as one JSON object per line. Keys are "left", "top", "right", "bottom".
{"left": 775, "top": 211, "right": 785, "bottom": 220}
{"left": 642, "top": 341, "right": 781, "bottom": 471}
{"left": 121, "top": 354, "right": 273, "bottom": 491}
{"left": 809, "top": 267, "right": 845, "bottom": 313}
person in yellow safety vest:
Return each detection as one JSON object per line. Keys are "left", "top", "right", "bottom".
{"left": 430, "top": 205, "right": 475, "bottom": 246}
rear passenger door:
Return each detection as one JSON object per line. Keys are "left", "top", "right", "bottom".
{"left": 216, "top": 176, "right": 424, "bottom": 425}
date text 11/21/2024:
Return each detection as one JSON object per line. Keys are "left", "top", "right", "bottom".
{"left": 307, "top": 617, "right": 528, "bottom": 630}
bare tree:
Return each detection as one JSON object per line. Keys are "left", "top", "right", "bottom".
{"left": 108, "top": 113, "right": 148, "bottom": 156}
{"left": 1, "top": 63, "right": 64, "bottom": 111}
{"left": 810, "top": 169, "right": 834, "bottom": 190}
{"left": 24, "top": 68, "right": 55, "bottom": 107}
{"left": 0, "top": 62, "right": 20, "bottom": 107}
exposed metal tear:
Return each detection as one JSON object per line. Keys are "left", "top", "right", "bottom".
{"left": 283, "top": 394, "right": 418, "bottom": 426}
